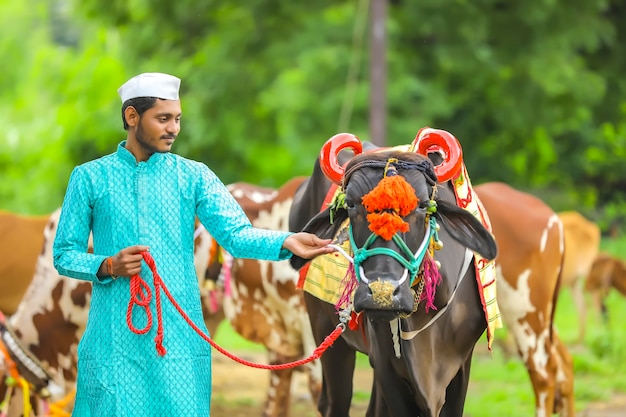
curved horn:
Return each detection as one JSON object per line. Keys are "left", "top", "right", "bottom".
{"left": 413, "top": 127, "right": 463, "bottom": 182}
{"left": 320, "top": 133, "right": 363, "bottom": 184}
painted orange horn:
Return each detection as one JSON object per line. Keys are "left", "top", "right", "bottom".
{"left": 320, "top": 133, "right": 363, "bottom": 184}
{"left": 412, "top": 127, "right": 463, "bottom": 182}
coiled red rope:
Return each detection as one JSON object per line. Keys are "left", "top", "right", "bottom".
{"left": 127, "top": 251, "right": 344, "bottom": 369}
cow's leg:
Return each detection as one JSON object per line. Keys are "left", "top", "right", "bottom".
{"left": 318, "top": 333, "right": 356, "bottom": 417}
{"left": 304, "top": 294, "right": 355, "bottom": 417}
{"left": 504, "top": 315, "right": 563, "bottom": 417}
{"left": 299, "top": 317, "right": 323, "bottom": 409}
{"left": 586, "top": 260, "right": 613, "bottom": 325}
{"left": 525, "top": 337, "right": 559, "bottom": 417}
{"left": 439, "top": 353, "right": 474, "bottom": 417}
{"left": 571, "top": 279, "right": 587, "bottom": 344}
{"left": 365, "top": 376, "right": 390, "bottom": 417}
{"left": 262, "top": 351, "right": 294, "bottom": 417}
{"left": 304, "top": 361, "right": 322, "bottom": 410}
{"left": 262, "top": 354, "right": 321, "bottom": 417}
{"left": 553, "top": 332, "right": 575, "bottom": 417}
{"left": 497, "top": 270, "right": 560, "bottom": 417}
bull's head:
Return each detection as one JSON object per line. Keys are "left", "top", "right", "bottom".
{"left": 317, "top": 130, "right": 496, "bottom": 321}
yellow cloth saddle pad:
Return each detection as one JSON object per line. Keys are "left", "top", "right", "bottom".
{"left": 303, "top": 160, "right": 502, "bottom": 349}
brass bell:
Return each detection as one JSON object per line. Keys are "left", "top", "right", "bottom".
{"left": 39, "top": 387, "right": 51, "bottom": 399}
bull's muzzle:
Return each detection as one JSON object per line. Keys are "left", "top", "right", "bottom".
{"left": 353, "top": 278, "right": 415, "bottom": 320}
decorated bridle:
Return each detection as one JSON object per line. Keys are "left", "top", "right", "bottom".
{"left": 320, "top": 128, "right": 464, "bottom": 306}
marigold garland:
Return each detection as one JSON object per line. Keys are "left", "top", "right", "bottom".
{"left": 366, "top": 212, "right": 410, "bottom": 241}
{"left": 361, "top": 170, "right": 419, "bottom": 240}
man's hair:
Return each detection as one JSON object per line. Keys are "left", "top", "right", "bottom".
{"left": 121, "top": 97, "right": 158, "bottom": 130}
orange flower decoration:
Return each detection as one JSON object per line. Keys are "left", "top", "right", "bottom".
{"left": 366, "top": 212, "right": 410, "bottom": 240}
{"left": 362, "top": 173, "right": 419, "bottom": 240}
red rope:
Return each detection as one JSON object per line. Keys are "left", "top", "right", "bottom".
{"left": 127, "top": 251, "right": 344, "bottom": 369}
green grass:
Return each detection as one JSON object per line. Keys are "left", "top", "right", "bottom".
{"left": 599, "top": 236, "right": 626, "bottom": 256}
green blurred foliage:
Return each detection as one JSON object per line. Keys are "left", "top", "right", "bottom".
{"left": 1, "top": 0, "right": 626, "bottom": 234}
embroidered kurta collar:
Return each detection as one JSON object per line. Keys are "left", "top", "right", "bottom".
{"left": 116, "top": 140, "right": 167, "bottom": 167}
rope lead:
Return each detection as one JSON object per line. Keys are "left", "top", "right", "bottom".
{"left": 127, "top": 252, "right": 344, "bottom": 369}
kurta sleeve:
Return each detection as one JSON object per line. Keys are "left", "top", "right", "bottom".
{"left": 53, "top": 166, "right": 110, "bottom": 283}
{"left": 195, "top": 164, "right": 293, "bottom": 261}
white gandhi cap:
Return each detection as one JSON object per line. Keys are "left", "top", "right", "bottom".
{"left": 117, "top": 72, "right": 181, "bottom": 103}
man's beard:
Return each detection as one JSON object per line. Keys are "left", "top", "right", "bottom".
{"left": 136, "top": 119, "right": 176, "bottom": 154}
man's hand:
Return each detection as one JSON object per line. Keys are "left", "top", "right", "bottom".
{"left": 102, "top": 245, "right": 150, "bottom": 278}
{"left": 282, "top": 233, "right": 336, "bottom": 259}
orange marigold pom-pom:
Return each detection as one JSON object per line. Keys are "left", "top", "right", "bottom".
{"left": 362, "top": 175, "right": 418, "bottom": 217}
{"left": 366, "top": 212, "right": 410, "bottom": 240}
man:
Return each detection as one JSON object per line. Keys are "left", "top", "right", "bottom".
{"left": 53, "top": 72, "right": 334, "bottom": 416}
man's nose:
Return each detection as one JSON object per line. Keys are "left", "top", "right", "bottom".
{"left": 166, "top": 119, "right": 180, "bottom": 134}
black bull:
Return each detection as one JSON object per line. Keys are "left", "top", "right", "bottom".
{"left": 289, "top": 148, "right": 497, "bottom": 417}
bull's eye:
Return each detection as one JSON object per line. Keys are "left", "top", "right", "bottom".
{"left": 345, "top": 199, "right": 355, "bottom": 209}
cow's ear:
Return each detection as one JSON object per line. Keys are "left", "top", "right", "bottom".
{"left": 302, "top": 207, "right": 348, "bottom": 239}
{"left": 289, "top": 207, "right": 348, "bottom": 270}
{"left": 435, "top": 200, "right": 498, "bottom": 261}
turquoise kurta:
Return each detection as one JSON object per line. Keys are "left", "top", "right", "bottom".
{"left": 53, "top": 142, "right": 292, "bottom": 417}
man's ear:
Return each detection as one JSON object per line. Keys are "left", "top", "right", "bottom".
{"left": 124, "top": 106, "right": 139, "bottom": 127}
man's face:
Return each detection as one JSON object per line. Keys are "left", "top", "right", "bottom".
{"left": 135, "top": 99, "right": 182, "bottom": 154}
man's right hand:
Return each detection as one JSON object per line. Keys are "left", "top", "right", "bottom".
{"left": 106, "top": 245, "right": 151, "bottom": 278}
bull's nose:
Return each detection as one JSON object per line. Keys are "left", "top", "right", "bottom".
{"left": 353, "top": 279, "right": 415, "bottom": 315}
{"left": 368, "top": 279, "right": 395, "bottom": 308}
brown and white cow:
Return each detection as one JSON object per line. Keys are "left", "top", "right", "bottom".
{"left": 222, "top": 177, "right": 321, "bottom": 417}
{"left": 1, "top": 208, "right": 88, "bottom": 414}
{"left": 475, "top": 182, "right": 575, "bottom": 417}
{"left": 557, "top": 211, "right": 601, "bottom": 343}
{"left": 0, "top": 211, "right": 50, "bottom": 315}
{"left": 585, "top": 252, "right": 626, "bottom": 322}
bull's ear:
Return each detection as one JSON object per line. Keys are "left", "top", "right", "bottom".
{"left": 289, "top": 207, "right": 349, "bottom": 270}
{"left": 435, "top": 200, "right": 498, "bottom": 260}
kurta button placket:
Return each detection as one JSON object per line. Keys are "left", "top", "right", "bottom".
{"left": 137, "top": 162, "right": 150, "bottom": 245}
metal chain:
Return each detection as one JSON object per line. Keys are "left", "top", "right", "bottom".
{"left": 399, "top": 273, "right": 426, "bottom": 319}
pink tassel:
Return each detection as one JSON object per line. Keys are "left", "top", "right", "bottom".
{"left": 335, "top": 263, "right": 357, "bottom": 311}
{"left": 209, "top": 290, "right": 219, "bottom": 313}
{"left": 420, "top": 256, "right": 442, "bottom": 313}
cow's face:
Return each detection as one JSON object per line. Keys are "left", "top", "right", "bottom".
{"left": 343, "top": 151, "right": 438, "bottom": 320}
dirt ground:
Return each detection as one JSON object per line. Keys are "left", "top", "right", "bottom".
{"left": 210, "top": 350, "right": 371, "bottom": 417}
{"left": 210, "top": 350, "right": 626, "bottom": 417}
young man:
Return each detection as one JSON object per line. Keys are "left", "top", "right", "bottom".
{"left": 53, "top": 72, "right": 333, "bottom": 416}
